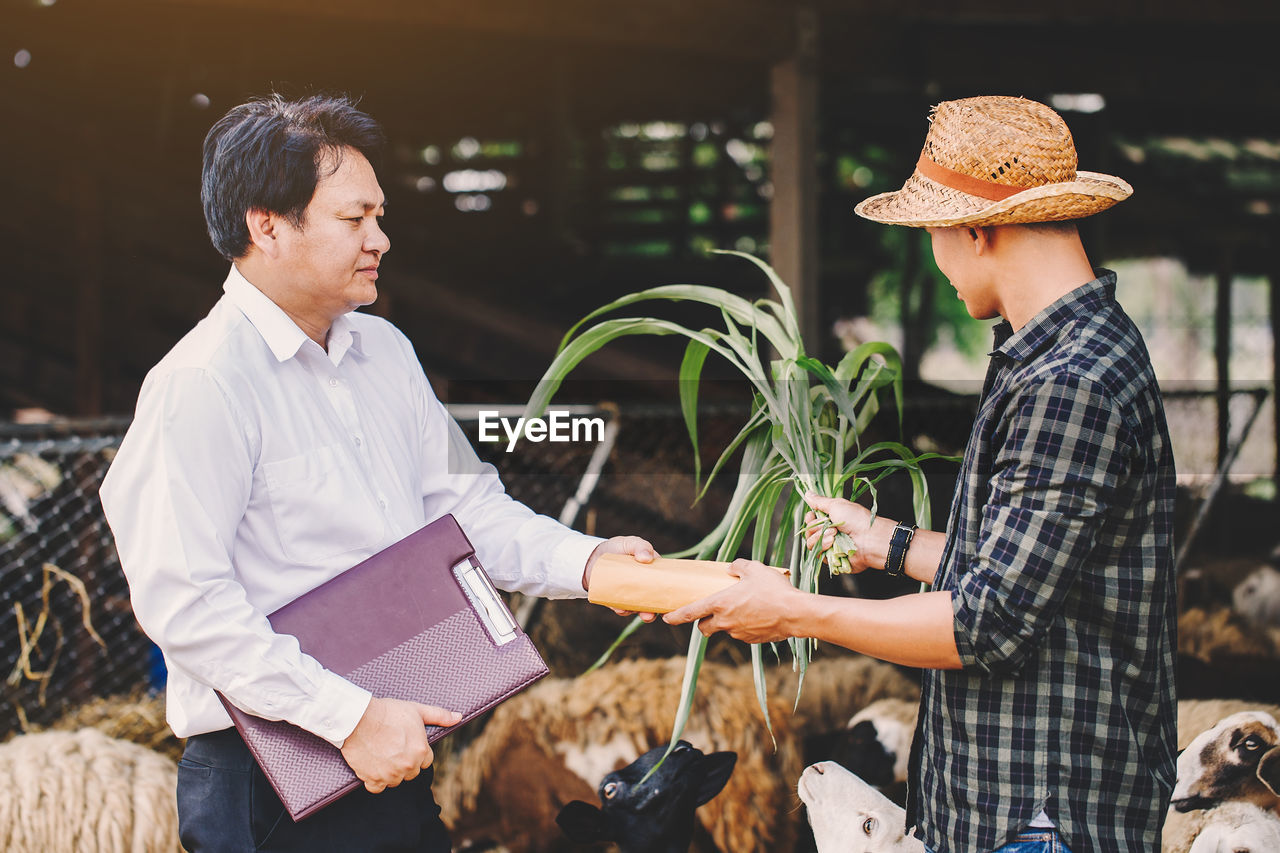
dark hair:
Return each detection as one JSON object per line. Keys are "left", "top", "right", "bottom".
{"left": 201, "top": 93, "right": 386, "bottom": 260}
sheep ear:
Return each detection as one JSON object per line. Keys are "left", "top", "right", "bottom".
{"left": 693, "top": 752, "right": 737, "bottom": 807}
{"left": 556, "top": 800, "right": 612, "bottom": 843}
{"left": 1258, "top": 747, "right": 1280, "bottom": 796}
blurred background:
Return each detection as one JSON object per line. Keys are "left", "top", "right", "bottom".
{"left": 1, "top": 2, "right": 1278, "bottom": 842}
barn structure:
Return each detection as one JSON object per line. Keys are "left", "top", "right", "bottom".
{"left": 1, "top": 0, "right": 1278, "bottom": 732}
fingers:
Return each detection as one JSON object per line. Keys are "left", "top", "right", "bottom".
{"left": 365, "top": 779, "right": 388, "bottom": 794}
{"left": 803, "top": 491, "right": 833, "bottom": 512}
{"left": 417, "top": 703, "right": 462, "bottom": 728}
{"left": 612, "top": 608, "right": 659, "bottom": 623}
{"left": 614, "top": 535, "right": 657, "bottom": 562}
{"left": 665, "top": 600, "right": 713, "bottom": 626}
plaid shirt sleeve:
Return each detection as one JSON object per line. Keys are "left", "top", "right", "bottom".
{"left": 951, "top": 370, "right": 1134, "bottom": 676}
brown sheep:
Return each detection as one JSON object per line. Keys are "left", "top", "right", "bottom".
{"left": 436, "top": 653, "right": 919, "bottom": 852}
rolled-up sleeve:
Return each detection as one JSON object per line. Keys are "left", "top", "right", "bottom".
{"left": 952, "top": 371, "right": 1132, "bottom": 677}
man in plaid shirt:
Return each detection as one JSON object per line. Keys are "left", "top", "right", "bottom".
{"left": 667, "top": 96, "right": 1177, "bottom": 853}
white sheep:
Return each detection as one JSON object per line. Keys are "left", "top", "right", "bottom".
{"left": 1178, "top": 699, "right": 1280, "bottom": 751}
{"left": 1186, "top": 801, "right": 1280, "bottom": 853}
{"left": 1171, "top": 711, "right": 1280, "bottom": 816}
{"left": 797, "top": 761, "right": 923, "bottom": 853}
{"left": 1234, "top": 565, "right": 1280, "bottom": 631}
{"left": 0, "top": 728, "right": 182, "bottom": 853}
{"left": 435, "top": 653, "right": 918, "bottom": 853}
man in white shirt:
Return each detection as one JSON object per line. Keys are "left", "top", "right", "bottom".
{"left": 100, "top": 93, "right": 655, "bottom": 852}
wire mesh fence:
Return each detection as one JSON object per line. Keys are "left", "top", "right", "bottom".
{"left": 0, "top": 386, "right": 1272, "bottom": 736}
{"left": 0, "top": 404, "right": 743, "bottom": 737}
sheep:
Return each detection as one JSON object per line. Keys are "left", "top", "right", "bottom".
{"left": 1165, "top": 800, "right": 1280, "bottom": 853}
{"left": 555, "top": 740, "right": 737, "bottom": 853}
{"left": 437, "top": 656, "right": 801, "bottom": 853}
{"left": 763, "top": 654, "right": 920, "bottom": 733}
{"left": 1234, "top": 565, "right": 1280, "bottom": 631}
{"left": 435, "top": 653, "right": 917, "bottom": 853}
{"left": 1185, "top": 801, "right": 1280, "bottom": 853}
{"left": 0, "top": 727, "right": 182, "bottom": 853}
{"left": 796, "top": 761, "right": 923, "bottom": 853}
{"left": 1178, "top": 605, "right": 1280, "bottom": 662}
{"left": 1178, "top": 700, "right": 1280, "bottom": 751}
{"left": 1171, "top": 711, "right": 1280, "bottom": 816}
{"left": 40, "top": 690, "right": 184, "bottom": 763}
{"left": 832, "top": 697, "right": 919, "bottom": 801}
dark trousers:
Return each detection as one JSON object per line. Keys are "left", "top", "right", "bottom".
{"left": 177, "top": 728, "right": 452, "bottom": 852}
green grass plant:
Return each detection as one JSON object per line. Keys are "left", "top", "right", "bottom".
{"left": 523, "top": 251, "right": 943, "bottom": 771}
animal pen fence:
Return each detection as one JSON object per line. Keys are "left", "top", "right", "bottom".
{"left": 0, "top": 403, "right": 742, "bottom": 737}
{"left": 0, "top": 387, "right": 1271, "bottom": 737}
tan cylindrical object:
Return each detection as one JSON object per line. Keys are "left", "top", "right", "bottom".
{"left": 587, "top": 554, "right": 788, "bottom": 614}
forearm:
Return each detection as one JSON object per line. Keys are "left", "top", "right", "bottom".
{"left": 782, "top": 588, "right": 962, "bottom": 669}
{"left": 860, "top": 515, "right": 946, "bottom": 585}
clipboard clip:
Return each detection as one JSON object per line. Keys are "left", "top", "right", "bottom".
{"left": 453, "top": 559, "right": 518, "bottom": 645}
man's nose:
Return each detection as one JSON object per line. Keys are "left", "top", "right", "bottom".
{"left": 367, "top": 221, "right": 390, "bottom": 255}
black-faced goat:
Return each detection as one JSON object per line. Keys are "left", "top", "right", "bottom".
{"left": 556, "top": 741, "right": 736, "bottom": 853}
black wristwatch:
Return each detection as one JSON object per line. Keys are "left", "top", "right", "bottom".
{"left": 884, "top": 522, "right": 917, "bottom": 578}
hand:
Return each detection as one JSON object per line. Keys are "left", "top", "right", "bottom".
{"left": 583, "top": 535, "right": 659, "bottom": 623}
{"left": 663, "top": 559, "right": 800, "bottom": 643}
{"left": 339, "top": 697, "right": 461, "bottom": 793}
{"left": 803, "top": 492, "right": 878, "bottom": 575}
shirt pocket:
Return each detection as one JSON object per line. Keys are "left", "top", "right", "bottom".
{"left": 263, "top": 444, "right": 385, "bottom": 564}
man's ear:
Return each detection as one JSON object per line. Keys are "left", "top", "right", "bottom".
{"left": 245, "top": 208, "right": 281, "bottom": 258}
{"left": 969, "top": 225, "right": 993, "bottom": 256}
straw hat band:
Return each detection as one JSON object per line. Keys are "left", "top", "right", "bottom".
{"left": 914, "top": 154, "right": 1031, "bottom": 202}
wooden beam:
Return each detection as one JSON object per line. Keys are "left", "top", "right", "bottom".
{"left": 127, "top": 0, "right": 795, "bottom": 62}
{"left": 1215, "top": 247, "right": 1233, "bottom": 468}
{"left": 769, "top": 7, "right": 822, "bottom": 355}
{"left": 1272, "top": 252, "right": 1280, "bottom": 499}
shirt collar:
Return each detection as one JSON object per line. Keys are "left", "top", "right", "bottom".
{"left": 989, "top": 269, "right": 1117, "bottom": 364}
{"left": 222, "top": 265, "right": 365, "bottom": 365}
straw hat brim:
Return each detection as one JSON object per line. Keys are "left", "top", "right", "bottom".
{"left": 855, "top": 169, "right": 1133, "bottom": 228}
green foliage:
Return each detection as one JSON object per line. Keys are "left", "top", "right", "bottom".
{"left": 524, "top": 252, "right": 942, "bottom": 771}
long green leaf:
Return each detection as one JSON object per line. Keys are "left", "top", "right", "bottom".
{"left": 527, "top": 318, "right": 723, "bottom": 419}
{"left": 710, "top": 250, "right": 802, "bottom": 349}
{"left": 643, "top": 626, "right": 710, "bottom": 784}
{"left": 679, "top": 338, "right": 712, "bottom": 490}
{"left": 751, "top": 643, "right": 776, "bottom": 750}
{"left": 556, "top": 283, "right": 797, "bottom": 360}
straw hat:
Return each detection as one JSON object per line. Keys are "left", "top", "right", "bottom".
{"left": 855, "top": 96, "right": 1132, "bottom": 228}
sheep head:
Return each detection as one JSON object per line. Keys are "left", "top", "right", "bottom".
{"left": 555, "top": 740, "right": 736, "bottom": 853}
{"left": 1173, "top": 711, "right": 1280, "bottom": 814}
{"left": 797, "top": 761, "right": 924, "bottom": 853}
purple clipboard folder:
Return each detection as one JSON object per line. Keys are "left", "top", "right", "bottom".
{"left": 217, "top": 513, "right": 549, "bottom": 821}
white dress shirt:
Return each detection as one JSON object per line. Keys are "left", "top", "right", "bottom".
{"left": 100, "top": 265, "right": 601, "bottom": 747}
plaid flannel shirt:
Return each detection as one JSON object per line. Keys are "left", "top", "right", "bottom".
{"left": 907, "top": 271, "right": 1178, "bottom": 853}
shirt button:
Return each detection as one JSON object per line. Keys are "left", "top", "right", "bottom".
{"left": 378, "top": 497, "right": 388, "bottom": 509}
{"left": 353, "top": 435, "right": 362, "bottom": 446}
{"left": 329, "top": 377, "right": 339, "bottom": 387}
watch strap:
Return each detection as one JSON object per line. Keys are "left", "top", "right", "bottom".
{"left": 884, "top": 522, "right": 917, "bottom": 578}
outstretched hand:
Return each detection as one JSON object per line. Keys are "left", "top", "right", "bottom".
{"left": 663, "top": 559, "right": 800, "bottom": 644}
{"left": 584, "top": 535, "right": 659, "bottom": 622}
